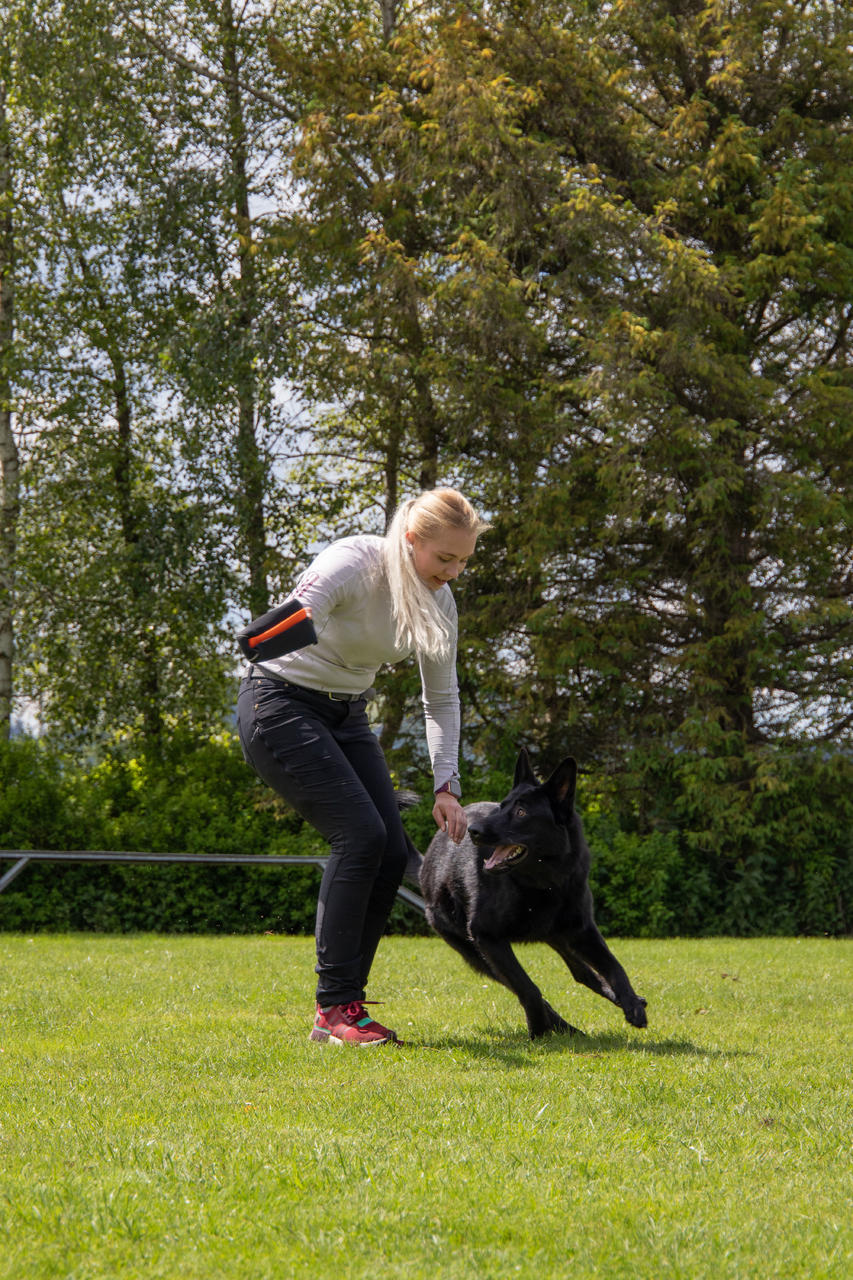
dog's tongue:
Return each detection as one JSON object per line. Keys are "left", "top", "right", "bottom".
{"left": 483, "top": 845, "right": 519, "bottom": 871}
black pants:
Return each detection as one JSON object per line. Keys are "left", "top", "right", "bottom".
{"left": 236, "top": 675, "right": 408, "bottom": 1007}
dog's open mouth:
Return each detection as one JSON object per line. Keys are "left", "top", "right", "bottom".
{"left": 483, "top": 844, "right": 529, "bottom": 873}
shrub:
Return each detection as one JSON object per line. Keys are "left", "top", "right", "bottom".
{"left": 1, "top": 734, "right": 849, "bottom": 936}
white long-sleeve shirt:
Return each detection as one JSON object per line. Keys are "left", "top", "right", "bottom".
{"left": 251, "top": 535, "right": 461, "bottom": 791}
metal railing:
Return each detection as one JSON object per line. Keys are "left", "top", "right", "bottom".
{"left": 0, "top": 849, "right": 426, "bottom": 914}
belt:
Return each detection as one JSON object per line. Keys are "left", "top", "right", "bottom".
{"left": 249, "top": 665, "right": 372, "bottom": 702}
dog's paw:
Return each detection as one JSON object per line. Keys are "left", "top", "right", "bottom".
{"left": 529, "top": 1020, "right": 579, "bottom": 1040}
{"left": 528, "top": 1003, "right": 581, "bottom": 1039}
{"left": 624, "top": 996, "right": 648, "bottom": 1028}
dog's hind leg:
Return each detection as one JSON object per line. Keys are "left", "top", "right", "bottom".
{"left": 430, "top": 924, "right": 495, "bottom": 979}
{"left": 471, "top": 934, "right": 581, "bottom": 1040}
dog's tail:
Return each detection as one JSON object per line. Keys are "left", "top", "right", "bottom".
{"left": 394, "top": 790, "right": 424, "bottom": 886}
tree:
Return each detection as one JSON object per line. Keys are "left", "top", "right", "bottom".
{"left": 507, "top": 0, "right": 853, "bottom": 763}
{"left": 267, "top": 0, "right": 852, "bottom": 927}
{"left": 0, "top": 25, "right": 16, "bottom": 739}
{"left": 11, "top": 0, "right": 240, "bottom": 749}
{"left": 11, "top": 1, "right": 306, "bottom": 748}
{"left": 119, "top": 0, "right": 302, "bottom": 617}
{"left": 0, "top": 3, "right": 27, "bottom": 739}
{"left": 446, "top": 0, "right": 853, "bottom": 927}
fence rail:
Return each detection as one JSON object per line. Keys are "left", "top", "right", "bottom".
{"left": 0, "top": 850, "right": 426, "bottom": 914}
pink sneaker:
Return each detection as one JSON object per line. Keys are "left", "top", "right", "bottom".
{"left": 309, "top": 1001, "right": 399, "bottom": 1047}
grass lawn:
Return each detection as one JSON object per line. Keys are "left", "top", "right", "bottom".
{"left": 0, "top": 933, "right": 850, "bottom": 1279}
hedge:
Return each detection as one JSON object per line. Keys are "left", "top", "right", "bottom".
{"left": 1, "top": 735, "right": 850, "bottom": 936}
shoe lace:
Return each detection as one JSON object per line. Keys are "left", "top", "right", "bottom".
{"left": 341, "top": 1000, "right": 381, "bottom": 1025}
{"left": 338, "top": 1003, "right": 366, "bottom": 1024}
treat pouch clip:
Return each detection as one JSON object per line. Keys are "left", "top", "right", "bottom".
{"left": 237, "top": 598, "right": 318, "bottom": 662}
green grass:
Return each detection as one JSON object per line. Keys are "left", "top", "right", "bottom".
{"left": 0, "top": 934, "right": 850, "bottom": 1279}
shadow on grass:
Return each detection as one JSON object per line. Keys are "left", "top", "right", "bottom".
{"left": 412, "top": 1027, "right": 747, "bottom": 1066}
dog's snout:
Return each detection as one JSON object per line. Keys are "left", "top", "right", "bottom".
{"left": 468, "top": 823, "right": 487, "bottom": 845}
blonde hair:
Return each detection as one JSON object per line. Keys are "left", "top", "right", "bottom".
{"left": 383, "top": 488, "right": 488, "bottom": 660}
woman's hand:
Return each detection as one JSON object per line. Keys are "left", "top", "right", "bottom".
{"left": 433, "top": 791, "right": 467, "bottom": 844}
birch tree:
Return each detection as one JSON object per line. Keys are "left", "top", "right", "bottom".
{"left": 0, "top": 30, "right": 16, "bottom": 738}
{"left": 13, "top": 1, "right": 238, "bottom": 749}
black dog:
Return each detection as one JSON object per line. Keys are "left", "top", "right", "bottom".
{"left": 419, "top": 749, "right": 648, "bottom": 1040}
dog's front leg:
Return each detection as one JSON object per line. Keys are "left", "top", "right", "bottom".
{"left": 473, "top": 934, "right": 580, "bottom": 1039}
{"left": 565, "top": 924, "right": 648, "bottom": 1028}
{"left": 551, "top": 938, "right": 622, "bottom": 1005}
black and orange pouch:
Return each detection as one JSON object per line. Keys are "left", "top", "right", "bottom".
{"left": 237, "top": 598, "right": 318, "bottom": 663}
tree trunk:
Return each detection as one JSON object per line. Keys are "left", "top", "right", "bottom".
{"left": 61, "top": 177, "right": 165, "bottom": 755}
{"left": 400, "top": 296, "right": 439, "bottom": 490}
{"left": 221, "top": 0, "right": 268, "bottom": 617}
{"left": 110, "top": 350, "right": 163, "bottom": 753}
{"left": 0, "top": 76, "right": 17, "bottom": 740}
{"left": 379, "top": 0, "right": 401, "bottom": 44}
{"left": 382, "top": 418, "right": 402, "bottom": 529}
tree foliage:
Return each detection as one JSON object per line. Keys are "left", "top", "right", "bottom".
{"left": 0, "top": 0, "right": 850, "bottom": 932}
{"left": 268, "top": 0, "right": 853, "bottom": 918}
{"left": 7, "top": 0, "right": 306, "bottom": 749}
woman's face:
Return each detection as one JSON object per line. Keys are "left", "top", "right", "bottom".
{"left": 407, "top": 527, "right": 478, "bottom": 592}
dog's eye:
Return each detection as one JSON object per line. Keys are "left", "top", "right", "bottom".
{"left": 515, "top": 806, "right": 526, "bottom": 818}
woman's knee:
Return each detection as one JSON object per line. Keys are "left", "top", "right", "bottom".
{"left": 329, "top": 808, "right": 388, "bottom": 872}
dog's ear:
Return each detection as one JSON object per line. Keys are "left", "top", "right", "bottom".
{"left": 513, "top": 747, "right": 538, "bottom": 788}
{"left": 544, "top": 757, "right": 577, "bottom": 815}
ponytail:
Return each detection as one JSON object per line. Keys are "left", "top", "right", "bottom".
{"left": 383, "top": 488, "right": 487, "bottom": 660}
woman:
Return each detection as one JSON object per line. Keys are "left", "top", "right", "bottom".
{"left": 236, "top": 487, "right": 487, "bottom": 1046}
